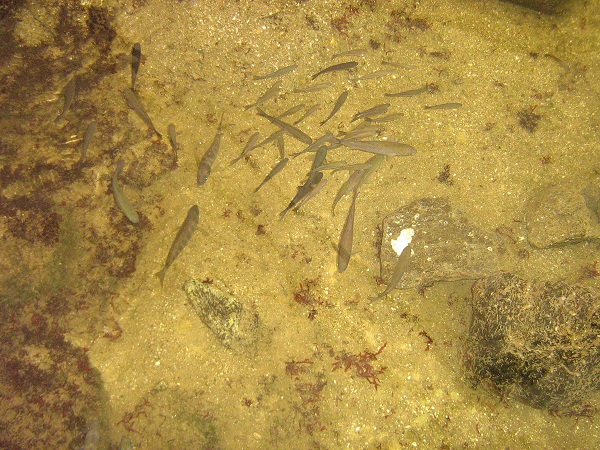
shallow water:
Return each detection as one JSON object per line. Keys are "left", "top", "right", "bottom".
{"left": 1, "top": 0, "right": 599, "bottom": 448}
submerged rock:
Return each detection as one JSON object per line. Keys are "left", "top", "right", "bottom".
{"left": 184, "top": 279, "right": 262, "bottom": 350}
{"left": 465, "top": 273, "right": 600, "bottom": 416}
{"left": 525, "top": 182, "right": 600, "bottom": 248}
{"left": 379, "top": 197, "right": 504, "bottom": 290}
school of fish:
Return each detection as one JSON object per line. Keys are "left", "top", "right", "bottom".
{"left": 56, "top": 43, "right": 462, "bottom": 295}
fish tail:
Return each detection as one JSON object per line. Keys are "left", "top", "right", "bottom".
{"left": 155, "top": 268, "right": 166, "bottom": 287}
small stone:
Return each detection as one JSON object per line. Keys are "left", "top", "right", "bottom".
{"left": 525, "top": 183, "right": 600, "bottom": 248}
{"left": 379, "top": 197, "right": 504, "bottom": 290}
{"left": 184, "top": 280, "right": 262, "bottom": 350}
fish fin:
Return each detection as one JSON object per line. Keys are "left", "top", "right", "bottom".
{"left": 155, "top": 268, "right": 166, "bottom": 288}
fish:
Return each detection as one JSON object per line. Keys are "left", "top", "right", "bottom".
{"left": 340, "top": 123, "right": 382, "bottom": 141}
{"left": 79, "top": 120, "right": 97, "bottom": 165}
{"left": 255, "top": 129, "right": 284, "bottom": 151}
{"left": 382, "top": 60, "right": 415, "bottom": 70}
{"left": 156, "top": 205, "right": 200, "bottom": 287}
{"left": 337, "top": 138, "right": 417, "bottom": 156}
{"left": 321, "top": 90, "right": 348, "bottom": 126}
{"left": 308, "top": 145, "right": 329, "bottom": 175}
{"left": 294, "top": 104, "right": 321, "bottom": 125}
{"left": 230, "top": 131, "right": 261, "bottom": 166}
{"left": 310, "top": 160, "right": 349, "bottom": 174}
{"left": 350, "top": 103, "right": 390, "bottom": 123}
{"left": 245, "top": 80, "right": 281, "bottom": 110}
{"left": 424, "top": 102, "right": 463, "bottom": 110}
{"left": 256, "top": 108, "right": 312, "bottom": 144}
{"left": 337, "top": 189, "right": 358, "bottom": 273}
{"left": 370, "top": 244, "right": 411, "bottom": 300}
{"left": 253, "top": 64, "right": 298, "bottom": 80}
{"left": 278, "top": 103, "right": 306, "bottom": 118}
{"left": 356, "top": 154, "right": 385, "bottom": 190}
{"left": 279, "top": 171, "right": 324, "bottom": 219}
{"left": 112, "top": 159, "right": 140, "bottom": 224}
{"left": 293, "top": 176, "right": 328, "bottom": 212}
{"left": 54, "top": 77, "right": 76, "bottom": 123}
{"left": 352, "top": 69, "right": 395, "bottom": 82}
{"left": 365, "top": 113, "right": 405, "bottom": 123}
{"left": 385, "top": 86, "right": 430, "bottom": 97}
{"left": 292, "top": 132, "right": 337, "bottom": 158}
{"left": 331, "top": 162, "right": 373, "bottom": 173}
{"left": 311, "top": 61, "right": 358, "bottom": 80}
{"left": 123, "top": 88, "right": 162, "bottom": 139}
{"left": 276, "top": 134, "right": 285, "bottom": 159}
{"left": 332, "top": 169, "right": 365, "bottom": 215}
{"left": 131, "top": 43, "right": 141, "bottom": 91}
{"left": 251, "top": 105, "right": 305, "bottom": 152}
{"left": 197, "top": 113, "right": 224, "bottom": 187}
{"left": 168, "top": 123, "right": 178, "bottom": 159}
{"left": 254, "top": 157, "right": 289, "bottom": 193}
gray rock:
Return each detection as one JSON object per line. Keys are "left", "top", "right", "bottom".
{"left": 379, "top": 197, "right": 504, "bottom": 290}
{"left": 465, "top": 272, "right": 600, "bottom": 416}
{"left": 525, "top": 183, "right": 600, "bottom": 248}
{"left": 184, "top": 279, "right": 262, "bottom": 350}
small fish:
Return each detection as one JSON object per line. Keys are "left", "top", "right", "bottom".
{"left": 293, "top": 176, "right": 328, "bottom": 212}
{"left": 230, "top": 131, "right": 261, "bottom": 165}
{"left": 197, "top": 114, "right": 224, "bottom": 187}
{"left": 156, "top": 205, "right": 200, "bottom": 287}
{"left": 308, "top": 145, "right": 329, "bottom": 175}
{"left": 256, "top": 108, "right": 312, "bottom": 144}
{"left": 337, "top": 189, "right": 358, "bottom": 273}
{"left": 311, "top": 160, "right": 349, "bottom": 174}
{"left": 293, "top": 83, "right": 332, "bottom": 93}
{"left": 276, "top": 134, "right": 285, "bottom": 159}
{"left": 280, "top": 171, "right": 324, "bottom": 219}
{"left": 356, "top": 154, "right": 385, "bottom": 190}
{"left": 254, "top": 157, "right": 289, "bottom": 193}
{"left": 311, "top": 61, "right": 358, "bottom": 80}
{"left": 168, "top": 123, "right": 178, "bottom": 159}
{"left": 253, "top": 64, "right": 298, "bottom": 80}
{"left": 340, "top": 123, "right": 382, "bottom": 141}
{"left": 382, "top": 60, "right": 415, "bottom": 70}
{"left": 278, "top": 103, "right": 306, "bottom": 118}
{"left": 123, "top": 88, "right": 162, "bottom": 139}
{"left": 352, "top": 69, "right": 395, "bottom": 82}
{"left": 338, "top": 139, "right": 417, "bottom": 156}
{"left": 385, "top": 86, "right": 431, "bottom": 97}
{"left": 424, "top": 102, "right": 463, "bottom": 110}
{"left": 370, "top": 244, "right": 411, "bottom": 300}
{"left": 54, "top": 77, "right": 76, "bottom": 123}
{"left": 112, "top": 159, "right": 140, "bottom": 224}
{"left": 131, "top": 43, "right": 141, "bottom": 91}
{"left": 365, "top": 113, "right": 404, "bottom": 123}
{"left": 321, "top": 90, "right": 348, "bottom": 126}
{"left": 293, "top": 104, "right": 321, "bottom": 125}
{"left": 331, "top": 162, "right": 373, "bottom": 173}
{"left": 255, "top": 129, "right": 285, "bottom": 151}
{"left": 245, "top": 80, "right": 281, "bottom": 110}
{"left": 79, "top": 120, "right": 97, "bottom": 165}
{"left": 351, "top": 103, "right": 390, "bottom": 122}
{"left": 332, "top": 169, "right": 365, "bottom": 215}
{"left": 292, "top": 132, "right": 337, "bottom": 158}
